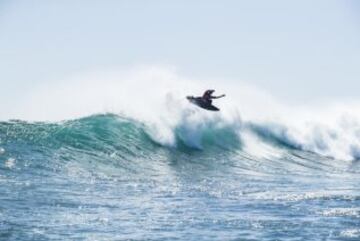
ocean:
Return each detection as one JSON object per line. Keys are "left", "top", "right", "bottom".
{"left": 1, "top": 110, "right": 359, "bottom": 240}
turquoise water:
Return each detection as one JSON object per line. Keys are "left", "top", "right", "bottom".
{"left": 0, "top": 114, "right": 359, "bottom": 240}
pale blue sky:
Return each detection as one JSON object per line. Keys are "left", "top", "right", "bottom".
{"left": 0, "top": 0, "right": 359, "bottom": 103}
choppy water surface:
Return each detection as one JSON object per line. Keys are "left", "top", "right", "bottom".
{"left": 0, "top": 114, "right": 359, "bottom": 240}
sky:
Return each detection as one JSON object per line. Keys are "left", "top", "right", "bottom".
{"left": 0, "top": 0, "right": 360, "bottom": 104}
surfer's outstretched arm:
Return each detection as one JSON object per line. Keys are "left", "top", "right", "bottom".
{"left": 212, "top": 94, "right": 226, "bottom": 99}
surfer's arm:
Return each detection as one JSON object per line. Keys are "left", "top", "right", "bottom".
{"left": 212, "top": 94, "right": 226, "bottom": 99}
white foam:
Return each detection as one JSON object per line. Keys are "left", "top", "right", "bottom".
{"left": 2, "top": 65, "right": 360, "bottom": 161}
{"left": 340, "top": 229, "right": 360, "bottom": 238}
{"left": 4, "top": 158, "right": 15, "bottom": 169}
{"left": 320, "top": 208, "right": 360, "bottom": 217}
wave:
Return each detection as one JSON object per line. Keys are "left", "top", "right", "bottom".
{"left": 1, "top": 67, "right": 360, "bottom": 164}
{"left": 0, "top": 113, "right": 241, "bottom": 156}
{"left": 1, "top": 111, "right": 360, "bottom": 172}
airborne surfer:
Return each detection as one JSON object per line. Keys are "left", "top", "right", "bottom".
{"left": 186, "top": 89, "right": 225, "bottom": 111}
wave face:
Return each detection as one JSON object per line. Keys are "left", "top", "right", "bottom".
{"left": 1, "top": 113, "right": 360, "bottom": 240}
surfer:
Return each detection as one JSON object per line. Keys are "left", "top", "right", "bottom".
{"left": 186, "top": 89, "right": 225, "bottom": 111}
{"left": 202, "top": 89, "right": 225, "bottom": 105}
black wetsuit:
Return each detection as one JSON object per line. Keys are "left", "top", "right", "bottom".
{"left": 202, "top": 90, "right": 214, "bottom": 104}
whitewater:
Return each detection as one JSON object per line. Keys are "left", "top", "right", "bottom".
{"left": 1, "top": 67, "right": 360, "bottom": 240}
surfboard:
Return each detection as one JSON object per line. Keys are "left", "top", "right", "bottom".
{"left": 186, "top": 96, "right": 220, "bottom": 111}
